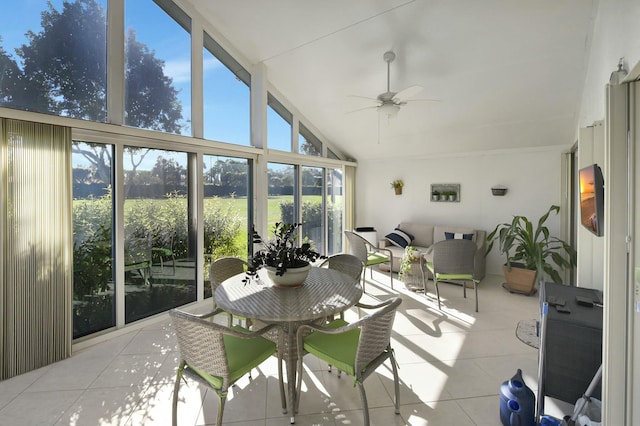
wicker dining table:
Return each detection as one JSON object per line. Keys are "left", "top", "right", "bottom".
{"left": 215, "top": 266, "right": 363, "bottom": 423}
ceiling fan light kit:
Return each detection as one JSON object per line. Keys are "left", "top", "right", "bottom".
{"left": 379, "top": 102, "right": 400, "bottom": 118}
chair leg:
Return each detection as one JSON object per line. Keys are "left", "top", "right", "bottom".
{"left": 358, "top": 382, "right": 370, "bottom": 426}
{"left": 474, "top": 281, "right": 479, "bottom": 312}
{"left": 172, "top": 363, "right": 184, "bottom": 426}
{"left": 390, "top": 350, "right": 401, "bottom": 415}
{"left": 463, "top": 280, "right": 467, "bottom": 298}
{"left": 216, "top": 393, "right": 226, "bottom": 426}
{"left": 278, "top": 347, "right": 287, "bottom": 413}
{"left": 435, "top": 279, "right": 442, "bottom": 310}
{"left": 295, "top": 352, "right": 305, "bottom": 415}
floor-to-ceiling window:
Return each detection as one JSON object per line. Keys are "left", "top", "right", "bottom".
{"left": 268, "top": 163, "right": 296, "bottom": 237}
{"left": 123, "top": 147, "right": 195, "bottom": 323}
{"left": 72, "top": 141, "right": 115, "bottom": 338}
{"left": 327, "top": 167, "right": 344, "bottom": 255}
{"left": 203, "top": 155, "right": 250, "bottom": 297}
{"left": 302, "top": 166, "right": 324, "bottom": 252}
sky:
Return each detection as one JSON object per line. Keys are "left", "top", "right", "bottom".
{"left": 0, "top": 0, "right": 292, "bottom": 158}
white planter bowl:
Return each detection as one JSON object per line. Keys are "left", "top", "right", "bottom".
{"left": 265, "top": 264, "right": 311, "bottom": 287}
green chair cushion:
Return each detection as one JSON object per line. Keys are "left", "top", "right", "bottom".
{"left": 435, "top": 273, "right": 475, "bottom": 281}
{"left": 303, "top": 319, "right": 360, "bottom": 376}
{"left": 188, "top": 331, "right": 276, "bottom": 390}
{"left": 366, "top": 252, "right": 389, "bottom": 266}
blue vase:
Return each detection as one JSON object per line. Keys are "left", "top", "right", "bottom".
{"left": 499, "top": 369, "right": 536, "bottom": 426}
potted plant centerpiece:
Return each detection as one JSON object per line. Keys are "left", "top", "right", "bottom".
{"left": 246, "top": 222, "right": 325, "bottom": 287}
{"left": 486, "top": 205, "right": 576, "bottom": 294}
{"left": 391, "top": 180, "right": 404, "bottom": 195}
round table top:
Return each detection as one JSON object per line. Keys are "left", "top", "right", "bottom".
{"left": 215, "top": 267, "right": 363, "bottom": 323}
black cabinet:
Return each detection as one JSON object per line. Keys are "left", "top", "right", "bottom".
{"left": 540, "top": 282, "right": 603, "bottom": 403}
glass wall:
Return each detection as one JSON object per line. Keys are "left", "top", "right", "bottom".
{"left": 267, "top": 94, "right": 293, "bottom": 152}
{"left": 203, "top": 155, "right": 250, "bottom": 297}
{"left": 72, "top": 141, "right": 114, "bottom": 339}
{"left": 123, "top": 147, "right": 195, "bottom": 323}
{"left": 0, "top": 0, "right": 108, "bottom": 120}
{"left": 327, "top": 168, "right": 344, "bottom": 255}
{"left": 4, "top": 0, "right": 350, "bottom": 340}
{"left": 203, "top": 32, "right": 250, "bottom": 145}
{"left": 302, "top": 166, "right": 324, "bottom": 252}
{"left": 267, "top": 163, "right": 296, "bottom": 237}
{"left": 125, "top": 0, "right": 191, "bottom": 135}
{"left": 299, "top": 123, "right": 322, "bottom": 156}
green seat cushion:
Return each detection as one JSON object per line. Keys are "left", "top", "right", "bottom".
{"left": 152, "top": 247, "right": 173, "bottom": 256}
{"left": 436, "top": 273, "right": 474, "bottom": 281}
{"left": 366, "top": 252, "right": 388, "bottom": 266}
{"left": 188, "top": 331, "right": 276, "bottom": 390}
{"left": 303, "top": 319, "right": 360, "bottom": 376}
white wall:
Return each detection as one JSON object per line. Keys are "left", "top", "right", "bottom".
{"left": 355, "top": 146, "right": 566, "bottom": 276}
{"left": 577, "top": 0, "right": 640, "bottom": 130}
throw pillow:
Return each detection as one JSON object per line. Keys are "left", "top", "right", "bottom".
{"left": 444, "top": 231, "right": 473, "bottom": 241}
{"left": 386, "top": 228, "right": 413, "bottom": 248}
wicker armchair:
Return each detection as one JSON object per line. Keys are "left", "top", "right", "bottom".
{"left": 318, "top": 253, "right": 363, "bottom": 282}
{"left": 169, "top": 308, "right": 279, "bottom": 426}
{"left": 210, "top": 257, "right": 251, "bottom": 327}
{"left": 426, "top": 239, "right": 480, "bottom": 312}
{"left": 344, "top": 230, "right": 394, "bottom": 291}
{"left": 294, "top": 297, "right": 402, "bottom": 426}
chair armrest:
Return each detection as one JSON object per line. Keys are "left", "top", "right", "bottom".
{"left": 170, "top": 308, "right": 279, "bottom": 339}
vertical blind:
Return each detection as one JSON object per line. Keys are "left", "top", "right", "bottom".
{"left": 1, "top": 119, "right": 72, "bottom": 380}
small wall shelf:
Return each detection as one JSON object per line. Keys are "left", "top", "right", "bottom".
{"left": 431, "top": 183, "right": 460, "bottom": 202}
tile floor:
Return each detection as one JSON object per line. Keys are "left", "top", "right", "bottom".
{"left": 0, "top": 271, "right": 573, "bottom": 425}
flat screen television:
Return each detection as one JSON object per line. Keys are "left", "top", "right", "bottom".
{"left": 579, "top": 163, "right": 604, "bottom": 237}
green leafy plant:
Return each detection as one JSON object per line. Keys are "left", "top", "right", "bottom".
{"left": 390, "top": 180, "right": 404, "bottom": 189}
{"left": 398, "top": 246, "right": 420, "bottom": 280}
{"left": 486, "top": 205, "right": 576, "bottom": 284}
{"left": 246, "top": 222, "right": 325, "bottom": 282}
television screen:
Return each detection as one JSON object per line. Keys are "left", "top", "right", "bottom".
{"left": 579, "top": 164, "right": 604, "bottom": 237}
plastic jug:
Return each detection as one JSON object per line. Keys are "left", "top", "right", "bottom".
{"left": 499, "top": 369, "right": 535, "bottom": 426}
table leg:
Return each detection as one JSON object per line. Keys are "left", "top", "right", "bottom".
{"left": 286, "top": 323, "right": 298, "bottom": 424}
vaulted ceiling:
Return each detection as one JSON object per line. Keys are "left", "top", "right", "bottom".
{"left": 185, "top": 0, "right": 598, "bottom": 161}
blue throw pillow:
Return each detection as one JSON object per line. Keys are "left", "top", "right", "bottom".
{"left": 385, "top": 228, "right": 413, "bottom": 248}
{"left": 444, "top": 231, "right": 473, "bottom": 241}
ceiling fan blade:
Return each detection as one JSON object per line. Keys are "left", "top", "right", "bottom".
{"left": 346, "top": 105, "right": 378, "bottom": 114}
{"left": 393, "top": 85, "right": 424, "bottom": 102}
{"left": 347, "top": 94, "right": 380, "bottom": 104}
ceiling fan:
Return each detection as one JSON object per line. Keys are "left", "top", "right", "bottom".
{"left": 349, "top": 50, "right": 435, "bottom": 118}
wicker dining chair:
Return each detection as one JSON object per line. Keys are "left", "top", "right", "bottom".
{"left": 426, "top": 239, "right": 480, "bottom": 312}
{"left": 344, "top": 230, "right": 393, "bottom": 291}
{"left": 210, "top": 256, "right": 251, "bottom": 327}
{"left": 318, "top": 253, "right": 363, "bottom": 281}
{"left": 169, "top": 308, "right": 279, "bottom": 426}
{"left": 294, "top": 297, "right": 402, "bottom": 426}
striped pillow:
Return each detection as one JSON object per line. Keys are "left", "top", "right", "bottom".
{"left": 385, "top": 228, "right": 413, "bottom": 248}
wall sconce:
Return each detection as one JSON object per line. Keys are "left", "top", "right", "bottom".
{"left": 491, "top": 185, "right": 508, "bottom": 196}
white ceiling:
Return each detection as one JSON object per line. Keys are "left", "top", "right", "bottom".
{"left": 185, "top": 0, "right": 598, "bottom": 161}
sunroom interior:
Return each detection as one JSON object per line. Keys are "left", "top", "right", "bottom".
{"left": 1, "top": 0, "right": 639, "bottom": 424}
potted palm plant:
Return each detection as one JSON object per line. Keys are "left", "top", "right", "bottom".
{"left": 486, "top": 205, "right": 576, "bottom": 294}
{"left": 246, "top": 222, "right": 325, "bottom": 287}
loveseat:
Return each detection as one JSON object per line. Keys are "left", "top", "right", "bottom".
{"left": 378, "top": 222, "right": 487, "bottom": 280}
